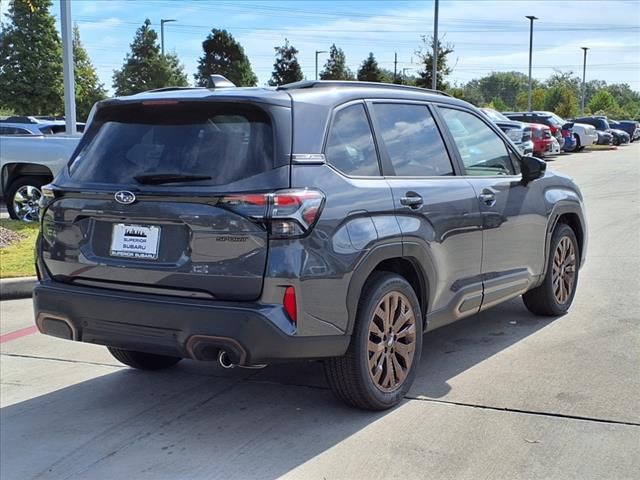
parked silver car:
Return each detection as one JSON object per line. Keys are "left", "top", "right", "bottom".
{"left": 1, "top": 134, "right": 80, "bottom": 221}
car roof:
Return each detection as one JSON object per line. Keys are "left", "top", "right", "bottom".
{"left": 504, "top": 111, "right": 552, "bottom": 118}
{"left": 100, "top": 80, "right": 467, "bottom": 110}
{"left": 0, "top": 122, "right": 43, "bottom": 133}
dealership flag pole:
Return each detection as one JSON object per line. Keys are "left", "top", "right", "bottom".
{"left": 60, "top": 0, "right": 76, "bottom": 133}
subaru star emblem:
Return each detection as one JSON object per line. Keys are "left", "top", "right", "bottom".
{"left": 114, "top": 191, "right": 136, "bottom": 205}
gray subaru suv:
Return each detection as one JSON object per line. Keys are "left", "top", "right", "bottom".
{"left": 33, "top": 78, "right": 587, "bottom": 410}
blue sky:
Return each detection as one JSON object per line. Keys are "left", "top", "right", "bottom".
{"left": 4, "top": 0, "right": 639, "bottom": 93}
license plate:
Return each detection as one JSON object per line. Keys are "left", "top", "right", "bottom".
{"left": 110, "top": 224, "right": 160, "bottom": 259}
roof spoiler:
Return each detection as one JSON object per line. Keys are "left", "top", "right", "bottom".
{"left": 207, "top": 75, "right": 236, "bottom": 89}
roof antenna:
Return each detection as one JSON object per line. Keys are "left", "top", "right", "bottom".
{"left": 207, "top": 75, "right": 236, "bottom": 89}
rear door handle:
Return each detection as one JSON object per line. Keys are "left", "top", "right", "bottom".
{"left": 400, "top": 193, "right": 423, "bottom": 209}
{"left": 478, "top": 192, "right": 496, "bottom": 206}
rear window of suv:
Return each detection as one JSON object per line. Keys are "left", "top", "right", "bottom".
{"left": 69, "top": 102, "right": 274, "bottom": 186}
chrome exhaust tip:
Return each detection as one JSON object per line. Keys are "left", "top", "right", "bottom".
{"left": 218, "top": 350, "right": 235, "bottom": 369}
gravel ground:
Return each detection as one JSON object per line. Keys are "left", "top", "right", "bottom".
{"left": 0, "top": 226, "right": 22, "bottom": 248}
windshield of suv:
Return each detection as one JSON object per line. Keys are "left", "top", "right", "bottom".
{"left": 69, "top": 102, "right": 274, "bottom": 186}
{"left": 544, "top": 115, "right": 563, "bottom": 127}
{"left": 548, "top": 113, "right": 567, "bottom": 125}
{"left": 481, "top": 108, "right": 510, "bottom": 122}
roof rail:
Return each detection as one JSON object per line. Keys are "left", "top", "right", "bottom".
{"left": 146, "top": 86, "right": 202, "bottom": 93}
{"left": 277, "top": 80, "right": 451, "bottom": 97}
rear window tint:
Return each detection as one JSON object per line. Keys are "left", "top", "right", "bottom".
{"left": 372, "top": 103, "right": 453, "bottom": 177}
{"left": 69, "top": 103, "right": 274, "bottom": 186}
{"left": 325, "top": 103, "right": 380, "bottom": 176}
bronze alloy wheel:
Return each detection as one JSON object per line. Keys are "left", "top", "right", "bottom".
{"left": 552, "top": 236, "right": 577, "bottom": 304}
{"left": 367, "top": 291, "right": 417, "bottom": 392}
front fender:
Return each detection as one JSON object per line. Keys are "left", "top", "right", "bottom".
{"left": 540, "top": 200, "right": 588, "bottom": 284}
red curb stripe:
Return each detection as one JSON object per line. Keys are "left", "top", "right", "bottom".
{"left": 0, "top": 325, "right": 39, "bottom": 344}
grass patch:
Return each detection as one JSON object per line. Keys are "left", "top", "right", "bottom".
{"left": 0, "top": 219, "right": 39, "bottom": 278}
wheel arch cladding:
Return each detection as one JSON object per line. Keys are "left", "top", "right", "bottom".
{"left": 346, "top": 247, "right": 429, "bottom": 335}
{"left": 556, "top": 212, "right": 584, "bottom": 263}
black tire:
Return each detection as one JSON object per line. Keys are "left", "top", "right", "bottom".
{"left": 324, "top": 272, "right": 423, "bottom": 410}
{"left": 5, "top": 176, "right": 50, "bottom": 221}
{"left": 523, "top": 223, "right": 579, "bottom": 316}
{"left": 108, "top": 347, "right": 182, "bottom": 370}
{"left": 573, "top": 134, "right": 581, "bottom": 152}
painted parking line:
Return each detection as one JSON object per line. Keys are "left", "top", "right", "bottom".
{"left": 0, "top": 325, "right": 38, "bottom": 344}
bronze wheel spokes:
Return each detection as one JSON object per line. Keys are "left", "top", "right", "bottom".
{"left": 367, "top": 291, "right": 417, "bottom": 392}
{"left": 552, "top": 236, "right": 576, "bottom": 304}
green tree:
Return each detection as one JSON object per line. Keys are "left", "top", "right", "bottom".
{"left": 195, "top": 29, "right": 257, "bottom": 87}
{"left": 477, "top": 71, "right": 530, "bottom": 110}
{"left": 488, "top": 97, "right": 508, "bottom": 111}
{"left": 415, "top": 36, "right": 454, "bottom": 90}
{"left": 73, "top": 25, "right": 106, "bottom": 120}
{"left": 357, "top": 53, "right": 384, "bottom": 82}
{"left": 268, "top": 39, "right": 303, "bottom": 86}
{"left": 605, "top": 83, "right": 640, "bottom": 109}
{"left": 319, "top": 44, "right": 354, "bottom": 80}
{"left": 515, "top": 87, "right": 546, "bottom": 111}
{"left": 584, "top": 79, "right": 607, "bottom": 106}
{"left": 544, "top": 85, "right": 579, "bottom": 118}
{"left": 620, "top": 101, "right": 640, "bottom": 120}
{"left": 0, "top": 0, "right": 63, "bottom": 115}
{"left": 545, "top": 71, "right": 581, "bottom": 100}
{"left": 113, "top": 19, "right": 188, "bottom": 96}
{"left": 587, "top": 90, "right": 619, "bottom": 114}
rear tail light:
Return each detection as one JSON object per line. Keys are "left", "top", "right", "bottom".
{"left": 283, "top": 286, "right": 297, "bottom": 324}
{"left": 218, "top": 189, "right": 325, "bottom": 238}
{"left": 562, "top": 129, "right": 571, "bottom": 138}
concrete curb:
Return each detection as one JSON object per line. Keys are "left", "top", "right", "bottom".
{"left": 0, "top": 277, "right": 37, "bottom": 300}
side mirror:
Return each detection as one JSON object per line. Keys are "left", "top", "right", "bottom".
{"left": 520, "top": 155, "right": 546, "bottom": 184}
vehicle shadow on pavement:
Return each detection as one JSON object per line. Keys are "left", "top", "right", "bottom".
{"left": 0, "top": 297, "right": 559, "bottom": 480}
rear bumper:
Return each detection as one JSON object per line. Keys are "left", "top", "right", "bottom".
{"left": 33, "top": 280, "right": 350, "bottom": 365}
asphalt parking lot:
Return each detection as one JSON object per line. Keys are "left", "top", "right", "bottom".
{"left": 1, "top": 144, "right": 639, "bottom": 480}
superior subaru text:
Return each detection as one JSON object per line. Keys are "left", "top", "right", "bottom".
{"left": 33, "top": 78, "right": 587, "bottom": 410}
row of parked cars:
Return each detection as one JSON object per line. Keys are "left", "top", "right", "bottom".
{"left": 480, "top": 109, "right": 639, "bottom": 158}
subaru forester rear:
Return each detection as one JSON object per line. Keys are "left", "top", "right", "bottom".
{"left": 34, "top": 79, "right": 586, "bottom": 410}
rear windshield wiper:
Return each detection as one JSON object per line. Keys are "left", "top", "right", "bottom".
{"left": 134, "top": 173, "right": 212, "bottom": 185}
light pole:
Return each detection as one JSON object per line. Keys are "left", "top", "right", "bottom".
{"left": 60, "top": 0, "right": 76, "bottom": 132}
{"left": 581, "top": 47, "right": 589, "bottom": 114}
{"left": 160, "top": 19, "right": 176, "bottom": 56}
{"left": 432, "top": 0, "right": 439, "bottom": 90}
{"left": 315, "top": 50, "right": 327, "bottom": 80}
{"left": 526, "top": 15, "right": 538, "bottom": 111}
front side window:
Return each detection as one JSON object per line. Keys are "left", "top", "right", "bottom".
{"left": 325, "top": 103, "right": 380, "bottom": 176}
{"left": 439, "top": 107, "right": 514, "bottom": 176}
{"left": 372, "top": 103, "right": 453, "bottom": 176}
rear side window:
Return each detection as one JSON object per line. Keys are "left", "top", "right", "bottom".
{"left": 325, "top": 103, "right": 380, "bottom": 176}
{"left": 439, "top": 107, "right": 513, "bottom": 176}
{"left": 69, "top": 103, "right": 274, "bottom": 186}
{"left": 372, "top": 103, "right": 453, "bottom": 176}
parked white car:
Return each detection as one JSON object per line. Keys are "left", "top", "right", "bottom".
{"left": 0, "top": 134, "right": 80, "bottom": 221}
{"left": 549, "top": 112, "right": 598, "bottom": 152}
{"left": 543, "top": 112, "right": 598, "bottom": 150}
